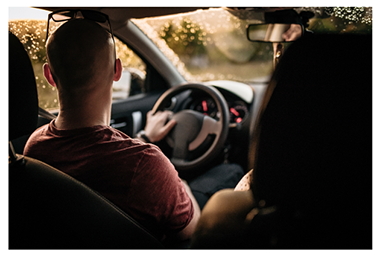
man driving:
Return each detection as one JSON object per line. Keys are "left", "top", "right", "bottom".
{"left": 23, "top": 11, "right": 244, "bottom": 243}
{"left": 24, "top": 17, "right": 199, "bottom": 242}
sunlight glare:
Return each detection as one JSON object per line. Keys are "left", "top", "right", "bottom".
{"left": 9, "top": 7, "right": 50, "bottom": 21}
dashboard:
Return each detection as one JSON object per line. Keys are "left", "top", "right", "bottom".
{"left": 189, "top": 97, "right": 249, "bottom": 126}
{"left": 186, "top": 81, "right": 254, "bottom": 128}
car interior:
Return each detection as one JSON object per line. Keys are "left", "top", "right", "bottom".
{"left": 8, "top": 7, "right": 373, "bottom": 249}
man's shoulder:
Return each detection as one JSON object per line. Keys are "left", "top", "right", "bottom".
{"left": 95, "top": 127, "right": 167, "bottom": 162}
{"left": 23, "top": 122, "right": 52, "bottom": 156}
{"left": 25, "top": 123, "right": 50, "bottom": 143}
{"left": 32, "top": 122, "right": 50, "bottom": 134}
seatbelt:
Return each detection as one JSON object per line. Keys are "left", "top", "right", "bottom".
{"left": 38, "top": 107, "right": 56, "bottom": 120}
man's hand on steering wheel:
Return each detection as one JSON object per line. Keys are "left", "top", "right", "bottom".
{"left": 143, "top": 110, "right": 177, "bottom": 143}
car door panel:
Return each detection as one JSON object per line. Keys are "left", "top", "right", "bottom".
{"left": 110, "top": 90, "right": 165, "bottom": 137}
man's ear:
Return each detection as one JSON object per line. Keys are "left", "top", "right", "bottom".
{"left": 43, "top": 63, "right": 57, "bottom": 87}
{"left": 113, "top": 58, "right": 122, "bottom": 82}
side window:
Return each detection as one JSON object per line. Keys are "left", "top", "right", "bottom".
{"left": 113, "top": 38, "right": 147, "bottom": 99}
{"left": 9, "top": 7, "right": 147, "bottom": 111}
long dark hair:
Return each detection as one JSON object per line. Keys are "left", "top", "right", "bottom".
{"left": 247, "top": 33, "right": 372, "bottom": 249}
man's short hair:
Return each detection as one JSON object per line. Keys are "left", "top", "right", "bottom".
{"left": 46, "top": 19, "right": 114, "bottom": 92}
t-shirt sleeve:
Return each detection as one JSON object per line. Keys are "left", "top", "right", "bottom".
{"left": 126, "top": 145, "right": 194, "bottom": 236}
{"left": 23, "top": 124, "right": 49, "bottom": 158}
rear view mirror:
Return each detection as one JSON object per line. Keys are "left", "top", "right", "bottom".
{"left": 247, "top": 23, "right": 303, "bottom": 42}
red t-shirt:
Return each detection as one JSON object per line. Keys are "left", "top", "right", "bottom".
{"left": 24, "top": 120, "right": 194, "bottom": 240}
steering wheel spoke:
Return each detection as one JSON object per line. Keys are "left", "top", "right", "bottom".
{"left": 188, "top": 116, "right": 222, "bottom": 151}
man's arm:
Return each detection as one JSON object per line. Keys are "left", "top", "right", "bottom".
{"left": 174, "top": 179, "right": 201, "bottom": 241}
{"left": 134, "top": 110, "right": 201, "bottom": 241}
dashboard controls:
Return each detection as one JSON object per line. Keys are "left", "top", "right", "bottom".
{"left": 190, "top": 97, "right": 248, "bottom": 125}
{"left": 229, "top": 101, "right": 248, "bottom": 124}
{"left": 191, "top": 98, "right": 218, "bottom": 119}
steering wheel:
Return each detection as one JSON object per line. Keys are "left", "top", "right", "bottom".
{"left": 152, "top": 83, "right": 229, "bottom": 175}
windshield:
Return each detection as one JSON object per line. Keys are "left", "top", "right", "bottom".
{"left": 133, "top": 8, "right": 273, "bottom": 83}
{"left": 132, "top": 7, "right": 372, "bottom": 84}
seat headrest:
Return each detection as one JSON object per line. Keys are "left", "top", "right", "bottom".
{"left": 252, "top": 33, "right": 372, "bottom": 209}
{"left": 9, "top": 32, "right": 38, "bottom": 141}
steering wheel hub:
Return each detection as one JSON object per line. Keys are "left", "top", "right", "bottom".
{"left": 168, "top": 110, "right": 204, "bottom": 158}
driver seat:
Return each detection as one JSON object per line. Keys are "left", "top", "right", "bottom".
{"left": 8, "top": 31, "right": 164, "bottom": 249}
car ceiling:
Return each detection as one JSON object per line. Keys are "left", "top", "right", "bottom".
{"left": 38, "top": 7, "right": 210, "bottom": 28}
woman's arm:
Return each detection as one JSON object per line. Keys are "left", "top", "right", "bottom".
{"left": 190, "top": 189, "right": 256, "bottom": 248}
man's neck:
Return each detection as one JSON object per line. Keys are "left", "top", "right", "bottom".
{"left": 54, "top": 82, "right": 113, "bottom": 130}
{"left": 54, "top": 104, "right": 111, "bottom": 130}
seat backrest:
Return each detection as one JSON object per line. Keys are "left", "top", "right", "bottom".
{"left": 8, "top": 31, "right": 164, "bottom": 249}
{"left": 249, "top": 33, "right": 372, "bottom": 248}
{"left": 8, "top": 32, "right": 38, "bottom": 141}
{"left": 9, "top": 156, "right": 164, "bottom": 249}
